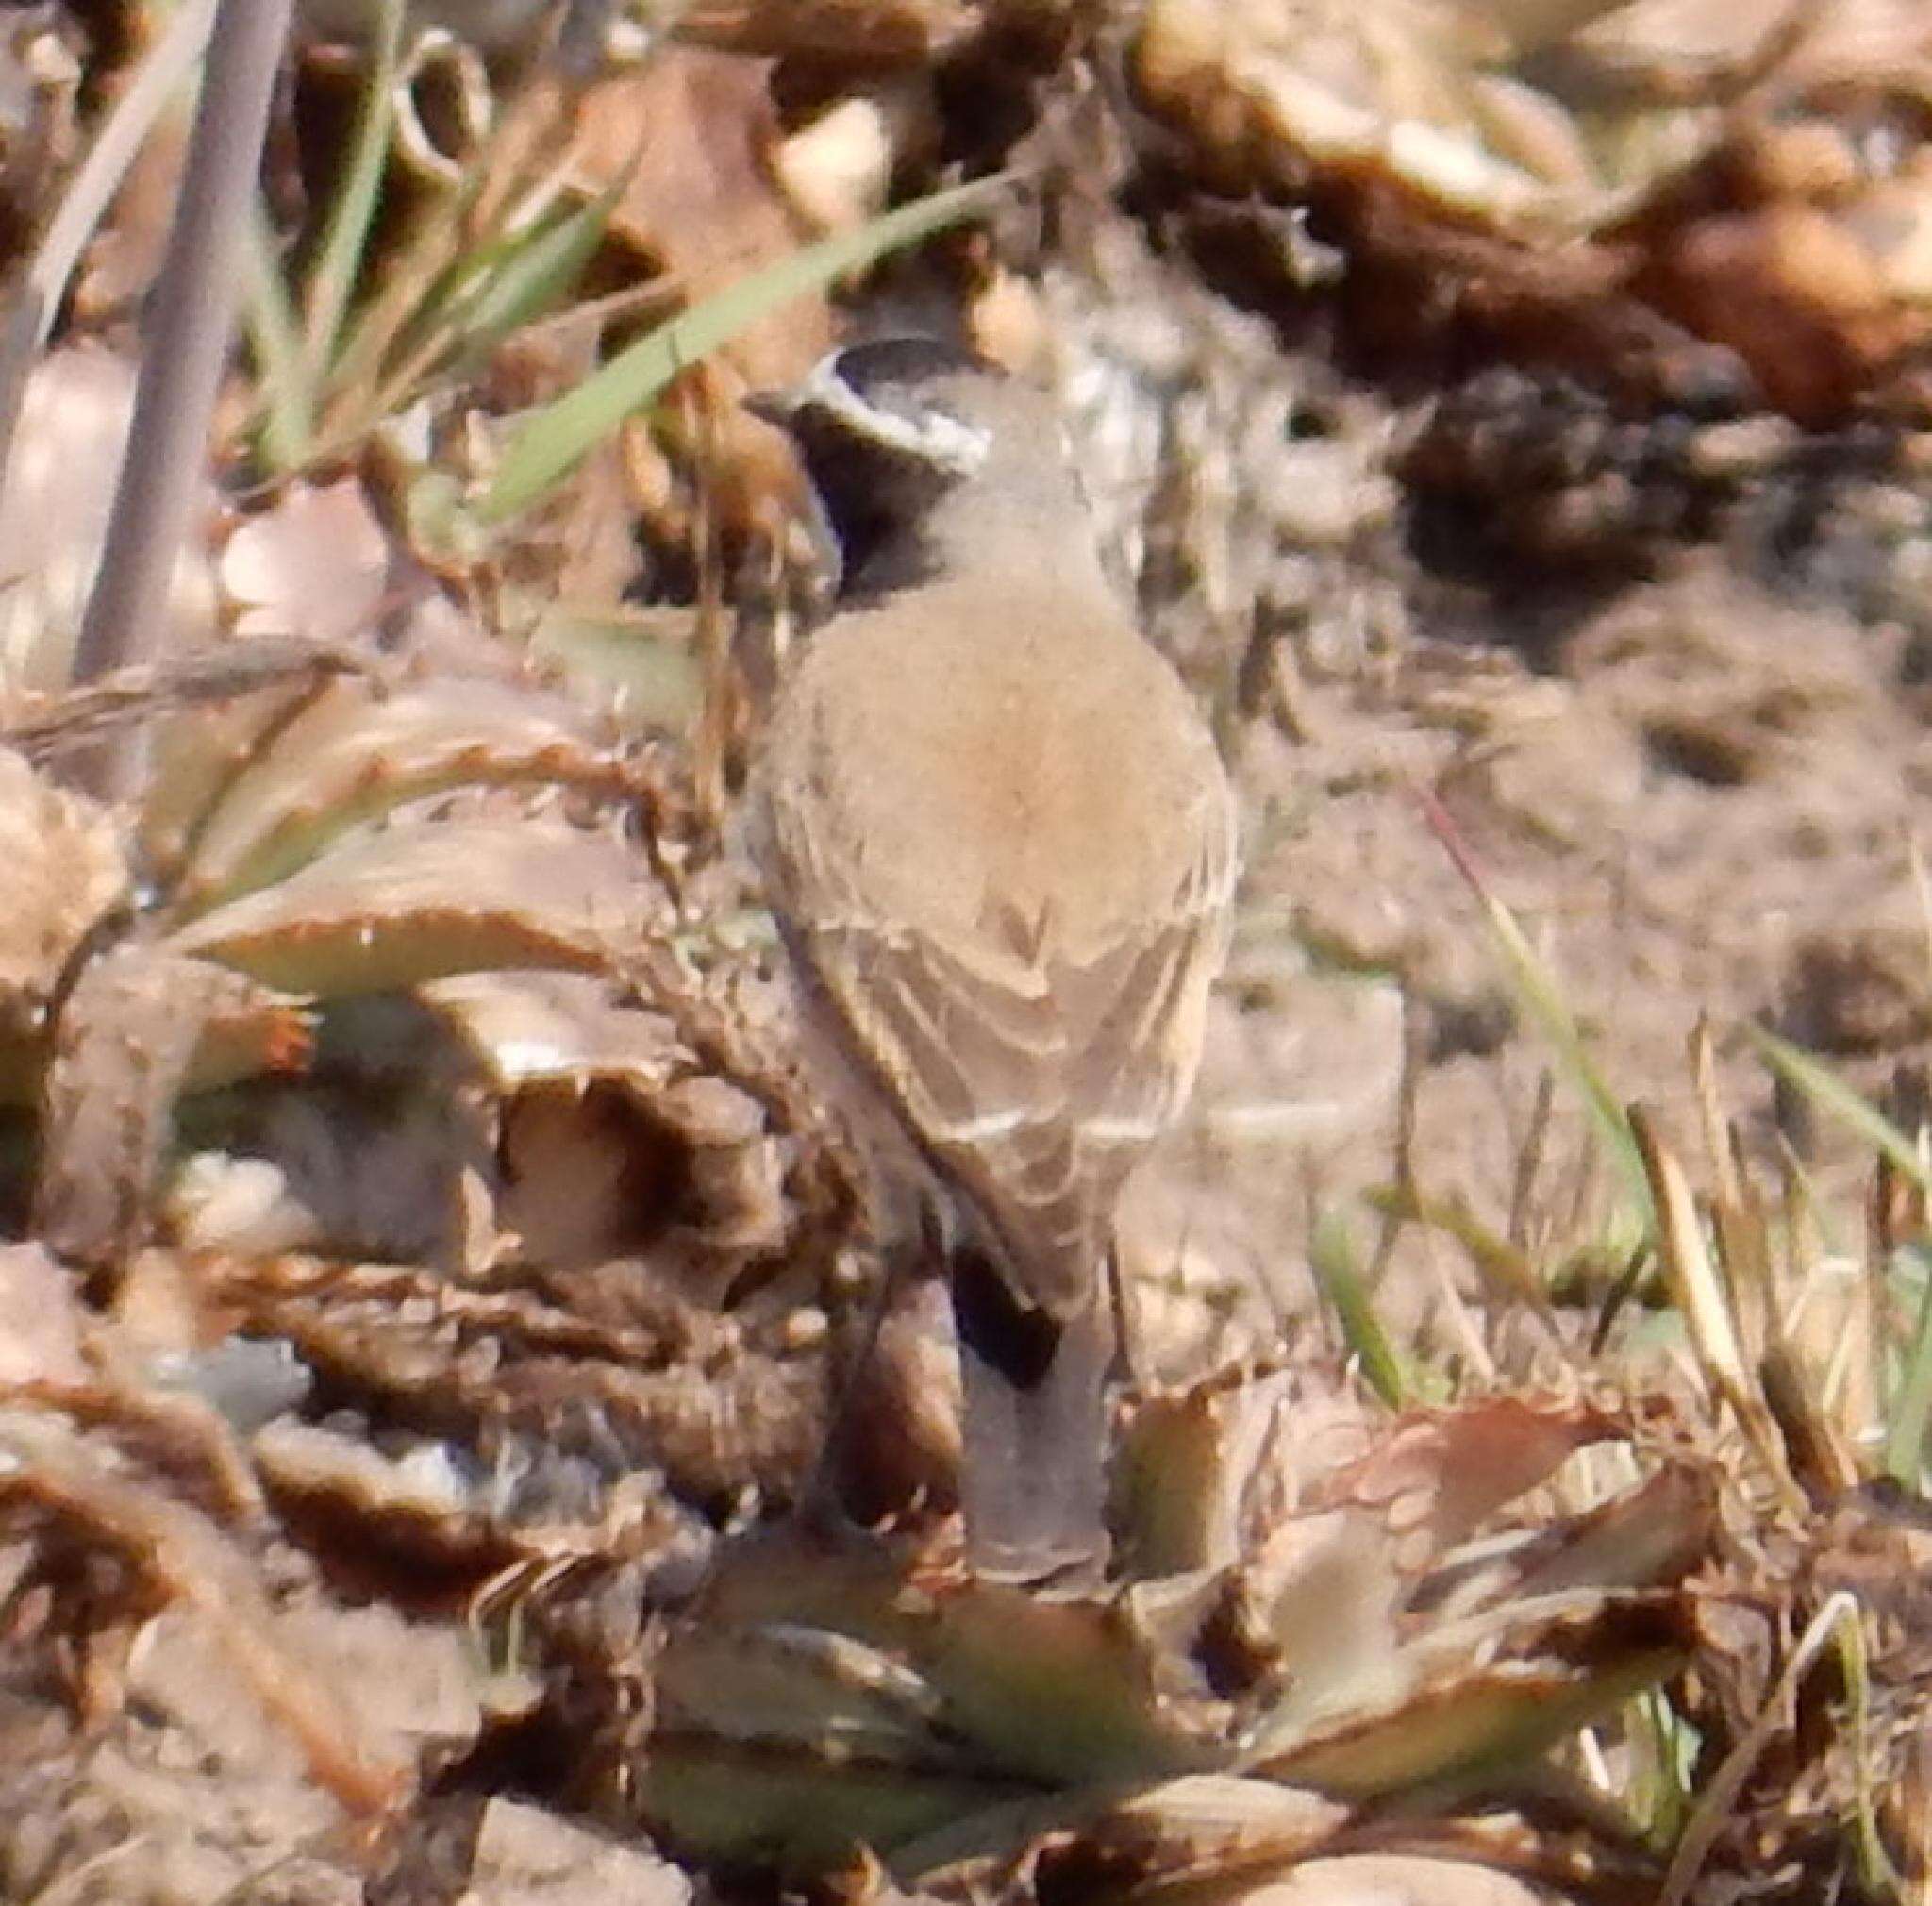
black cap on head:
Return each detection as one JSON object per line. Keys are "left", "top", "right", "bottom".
{"left": 828, "top": 335, "right": 992, "bottom": 399}
{"left": 753, "top": 335, "right": 1003, "bottom": 594}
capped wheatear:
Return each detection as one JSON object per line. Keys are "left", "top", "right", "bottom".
{"left": 749, "top": 337, "right": 1238, "bottom": 1582}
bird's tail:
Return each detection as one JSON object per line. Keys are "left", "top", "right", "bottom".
{"left": 948, "top": 1246, "right": 1112, "bottom": 1584}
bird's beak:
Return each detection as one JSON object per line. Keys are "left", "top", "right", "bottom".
{"left": 743, "top": 387, "right": 800, "bottom": 433}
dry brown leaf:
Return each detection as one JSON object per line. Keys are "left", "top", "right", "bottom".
{"left": 425, "top": 972, "right": 806, "bottom": 1279}
{"left": 1309, "top": 1394, "right": 1621, "bottom": 1571}
{"left": 169, "top": 816, "right": 655, "bottom": 995}
{"left": 657, "top": 1074, "right": 789, "bottom": 1256}
{"left": 0, "top": 744, "right": 126, "bottom": 1031}
{"left": 565, "top": 46, "right": 829, "bottom": 390}
{"left": 667, "top": 0, "right": 980, "bottom": 64}
{"left": 218, "top": 480, "right": 392, "bottom": 647}
{"left": 137, "top": 655, "right": 384, "bottom": 884}
{"left": 423, "top": 970, "right": 685, "bottom": 1092}
{"left": 1254, "top": 1589, "right": 1690, "bottom": 1793}
{"left": 194, "top": 1250, "right": 823, "bottom": 1513}
{"left": 32, "top": 946, "right": 311, "bottom": 1265}
{"left": 494, "top": 1083, "right": 679, "bottom": 1269}
{"left": 1116, "top": 1367, "right": 1379, "bottom": 1580}
{"left": 939, "top": 1774, "right": 1351, "bottom": 1904}
{"left": 6, "top": 633, "right": 375, "bottom": 771}
{"left": 558, "top": 43, "right": 832, "bottom": 553}
{"left": 1482, "top": 1463, "right": 1720, "bottom": 1602}
{"left": 422, "top": 973, "right": 692, "bottom": 1269}
{"left": 1133, "top": 0, "right": 1700, "bottom": 234}
{"left": 164, "top": 672, "right": 640, "bottom": 913}
{"left": 253, "top": 1418, "right": 525, "bottom": 1603}
{"left": 1219, "top": 1510, "right": 1408, "bottom": 1728}
{"left": 641, "top": 1525, "right": 1201, "bottom": 1869}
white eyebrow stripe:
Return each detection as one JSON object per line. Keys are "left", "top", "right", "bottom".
{"left": 796, "top": 351, "right": 992, "bottom": 476}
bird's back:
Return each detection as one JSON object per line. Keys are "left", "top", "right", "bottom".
{"left": 761, "top": 577, "right": 1227, "bottom": 959}
{"left": 755, "top": 575, "right": 1236, "bottom": 1319}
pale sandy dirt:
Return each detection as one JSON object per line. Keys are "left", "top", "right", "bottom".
{"left": 1050, "top": 219, "right": 1932, "bottom": 1361}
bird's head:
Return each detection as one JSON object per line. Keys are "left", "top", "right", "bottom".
{"left": 748, "top": 337, "right": 1089, "bottom": 598}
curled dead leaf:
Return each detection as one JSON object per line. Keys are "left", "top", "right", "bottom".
{"left": 563, "top": 45, "right": 829, "bottom": 392}
{"left": 1310, "top": 1392, "right": 1623, "bottom": 1572}
{"left": 1132, "top": 0, "right": 1688, "bottom": 234}
{"left": 31, "top": 946, "right": 312, "bottom": 1266}
{"left": 0, "top": 744, "right": 126, "bottom": 1033}
{"left": 254, "top": 1417, "right": 525, "bottom": 1605}
{"left": 219, "top": 480, "right": 392, "bottom": 647}
{"left": 169, "top": 816, "right": 656, "bottom": 995}
{"left": 165, "top": 673, "right": 641, "bottom": 914}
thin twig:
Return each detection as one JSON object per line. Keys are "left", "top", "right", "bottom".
{"left": 70, "top": 0, "right": 297, "bottom": 794}
{"left": 0, "top": 0, "right": 219, "bottom": 533}
{"left": 4, "top": 634, "right": 374, "bottom": 763}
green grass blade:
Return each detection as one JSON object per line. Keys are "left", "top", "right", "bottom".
{"left": 1363, "top": 1179, "right": 1551, "bottom": 1311}
{"left": 311, "top": 197, "right": 476, "bottom": 444}
{"left": 0, "top": 0, "right": 212, "bottom": 514}
{"left": 1424, "top": 794, "right": 1653, "bottom": 1229}
{"left": 1632, "top": 1687, "right": 1697, "bottom": 1848}
{"left": 383, "top": 181, "right": 547, "bottom": 356}
{"left": 479, "top": 173, "right": 1012, "bottom": 524}
{"left": 1745, "top": 1023, "right": 1932, "bottom": 1198}
{"left": 1835, "top": 1606, "right": 1905, "bottom": 1900}
{"left": 301, "top": 0, "right": 405, "bottom": 376}
{"left": 1310, "top": 1207, "right": 1406, "bottom": 1407}
{"left": 1885, "top": 1240, "right": 1932, "bottom": 1486}
{"left": 243, "top": 202, "right": 316, "bottom": 469}
{"left": 352, "top": 189, "right": 619, "bottom": 434}
{"left": 446, "top": 185, "right": 617, "bottom": 362}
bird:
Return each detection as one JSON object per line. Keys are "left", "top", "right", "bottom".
{"left": 746, "top": 336, "right": 1239, "bottom": 1583}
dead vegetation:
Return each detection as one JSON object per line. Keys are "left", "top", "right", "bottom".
{"left": 0, "top": 1, "right": 1931, "bottom": 1900}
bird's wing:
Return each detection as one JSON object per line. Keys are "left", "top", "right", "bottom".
{"left": 763, "top": 772, "right": 1238, "bottom": 1322}
{"left": 1060, "top": 769, "right": 1240, "bottom": 1147}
